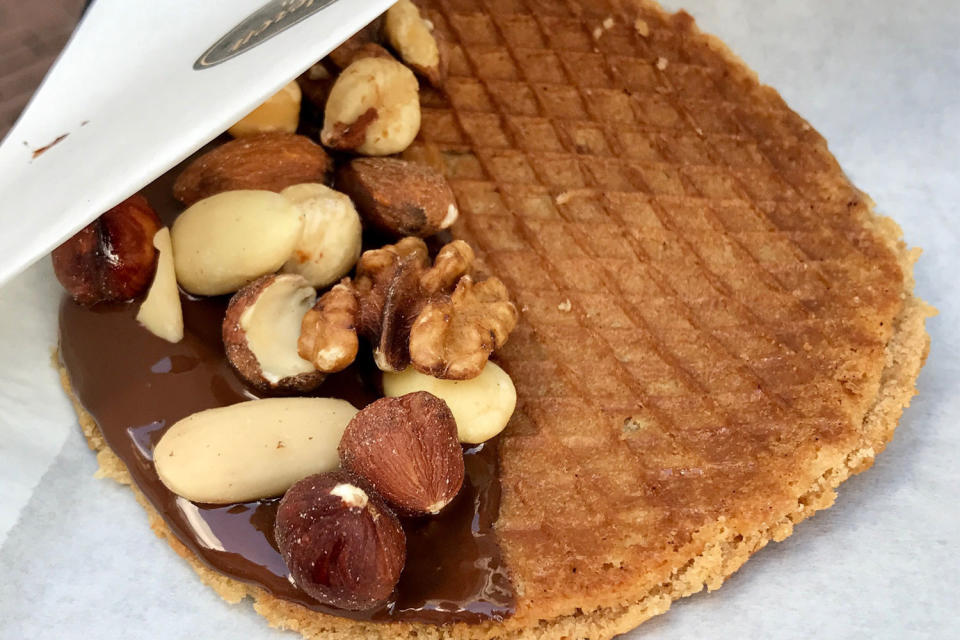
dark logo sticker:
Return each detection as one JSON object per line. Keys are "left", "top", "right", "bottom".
{"left": 195, "top": 0, "right": 340, "bottom": 70}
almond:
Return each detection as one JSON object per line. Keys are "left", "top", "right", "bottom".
{"left": 154, "top": 398, "right": 358, "bottom": 504}
{"left": 136, "top": 227, "right": 183, "bottom": 343}
{"left": 170, "top": 190, "right": 303, "bottom": 295}
{"left": 382, "top": 362, "right": 517, "bottom": 444}
{"left": 338, "top": 392, "right": 464, "bottom": 516}
{"left": 320, "top": 57, "right": 420, "bottom": 156}
{"left": 336, "top": 157, "right": 458, "bottom": 236}
{"left": 172, "top": 133, "right": 332, "bottom": 206}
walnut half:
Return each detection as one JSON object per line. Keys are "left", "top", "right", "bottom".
{"left": 300, "top": 237, "right": 517, "bottom": 380}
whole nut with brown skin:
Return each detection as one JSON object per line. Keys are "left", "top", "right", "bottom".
{"left": 223, "top": 274, "right": 325, "bottom": 392}
{"left": 275, "top": 470, "right": 405, "bottom": 610}
{"left": 336, "top": 158, "right": 458, "bottom": 237}
{"left": 300, "top": 237, "right": 518, "bottom": 379}
{"left": 339, "top": 392, "right": 464, "bottom": 516}
{"left": 52, "top": 194, "right": 162, "bottom": 305}
{"left": 173, "top": 133, "right": 331, "bottom": 206}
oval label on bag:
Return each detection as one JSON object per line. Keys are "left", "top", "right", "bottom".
{"left": 194, "top": 0, "right": 339, "bottom": 70}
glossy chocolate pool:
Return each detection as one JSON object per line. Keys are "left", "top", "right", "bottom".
{"left": 57, "top": 158, "right": 514, "bottom": 625}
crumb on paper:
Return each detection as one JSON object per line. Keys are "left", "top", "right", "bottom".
{"left": 31, "top": 133, "right": 68, "bottom": 159}
{"left": 656, "top": 57, "right": 669, "bottom": 70}
{"left": 635, "top": 18, "right": 650, "bottom": 37}
{"left": 557, "top": 299, "right": 572, "bottom": 312}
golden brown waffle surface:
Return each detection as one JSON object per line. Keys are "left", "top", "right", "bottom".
{"left": 65, "top": 1, "right": 931, "bottom": 638}
{"left": 399, "top": 0, "right": 929, "bottom": 629}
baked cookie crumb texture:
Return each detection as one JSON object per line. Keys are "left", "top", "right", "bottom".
{"left": 402, "top": 0, "right": 932, "bottom": 630}
{"left": 61, "top": 0, "right": 932, "bottom": 638}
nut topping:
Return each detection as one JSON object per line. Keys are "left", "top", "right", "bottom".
{"left": 52, "top": 194, "right": 162, "bottom": 306}
{"left": 279, "top": 183, "right": 363, "bottom": 288}
{"left": 173, "top": 133, "right": 331, "bottom": 206}
{"left": 227, "top": 81, "right": 302, "bottom": 138}
{"left": 223, "top": 274, "right": 324, "bottom": 392}
{"left": 384, "top": 0, "right": 445, "bottom": 87}
{"left": 383, "top": 362, "right": 517, "bottom": 444}
{"left": 275, "top": 471, "right": 406, "bottom": 610}
{"left": 339, "top": 392, "right": 464, "bottom": 516}
{"left": 299, "top": 280, "right": 359, "bottom": 373}
{"left": 320, "top": 57, "right": 421, "bottom": 156}
{"left": 135, "top": 227, "right": 183, "bottom": 343}
{"left": 336, "top": 157, "right": 458, "bottom": 237}
{"left": 154, "top": 398, "right": 358, "bottom": 504}
{"left": 355, "top": 237, "right": 432, "bottom": 372}
{"left": 297, "top": 237, "right": 517, "bottom": 379}
{"left": 171, "top": 190, "right": 303, "bottom": 296}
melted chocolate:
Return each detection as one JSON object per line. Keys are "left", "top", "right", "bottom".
{"left": 57, "top": 152, "right": 514, "bottom": 625}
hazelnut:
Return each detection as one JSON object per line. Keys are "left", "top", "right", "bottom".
{"left": 384, "top": 0, "right": 445, "bottom": 86}
{"left": 299, "top": 281, "right": 359, "bottom": 373}
{"left": 279, "top": 183, "right": 363, "bottom": 288}
{"left": 135, "top": 227, "right": 183, "bottom": 343}
{"left": 336, "top": 157, "right": 458, "bottom": 237}
{"left": 227, "top": 81, "right": 302, "bottom": 138}
{"left": 171, "top": 190, "right": 303, "bottom": 296}
{"left": 52, "top": 194, "right": 162, "bottom": 306}
{"left": 154, "top": 398, "right": 357, "bottom": 504}
{"left": 383, "top": 361, "right": 517, "bottom": 444}
{"left": 223, "top": 274, "right": 324, "bottom": 392}
{"left": 275, "top": 470, "right": 406, "bottom": 610}
{"left": 339, "top": 392, "right": 464, "bottom": 516}
{"left": 320, "top": 57, "right": 420, "bottom": 156}
{"left": 173, "top": 133, "right": 331, "bottom": 206}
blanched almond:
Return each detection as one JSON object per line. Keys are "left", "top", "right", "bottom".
{"left": 136, "top": 227, "right": 183, "bottom": 343}
{"left": 171, "top": 190, "right": 303, "bottom": 296}
{"left": 154, "top": 397, "right": 358, "bottom": 504}
{"left": 382, "top": 361, "right": 516, "bottom": 444}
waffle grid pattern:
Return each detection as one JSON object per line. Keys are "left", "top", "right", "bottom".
{"left": 404, "top": 0, "right": 904, "bottom": 618}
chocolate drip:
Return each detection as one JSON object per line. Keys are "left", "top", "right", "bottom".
{"left": 57, "top": 148, "right": 514, "bottom": 625}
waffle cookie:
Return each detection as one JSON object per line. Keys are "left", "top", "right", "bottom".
{"left": 61, "top": 0, "right": 932, "bottom": 638}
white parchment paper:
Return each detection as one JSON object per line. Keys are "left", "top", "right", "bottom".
{"left": 1, "top": 1, "right": 957, "bottom": 637}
